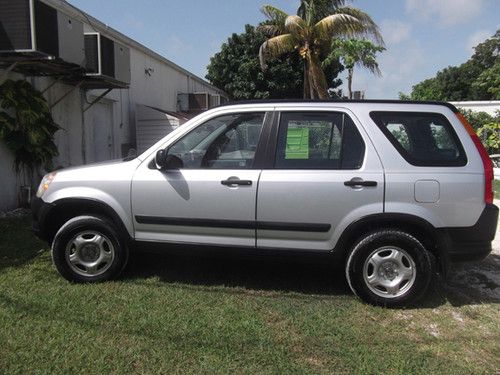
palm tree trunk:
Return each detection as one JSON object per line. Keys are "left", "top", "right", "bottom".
{"left": 303, "top": 59, "right": 310, "bottom": 99}
{"left": 348, "top": 68, "right": 353, "bottom": 99}
{"left": 308, "top": 52, "right": 328, "bottom": 99}
{"left": 308, "top": 62, "right": 317, "bottom": 99}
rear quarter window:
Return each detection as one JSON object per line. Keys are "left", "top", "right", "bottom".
{"left": 370, "top": 111, "right": 467, "bottom": 167}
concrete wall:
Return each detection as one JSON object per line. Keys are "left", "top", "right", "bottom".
{"left": 450, "top": 101, "right": 500, "bottom": 116}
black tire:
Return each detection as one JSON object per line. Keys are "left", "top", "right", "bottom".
{"left": 345, "top": 229, "right": 433, "bottom": 307}
{"left": 51, "top": 215, "right": 129, "bottom": 283}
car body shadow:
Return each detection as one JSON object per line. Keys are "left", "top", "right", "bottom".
{"left": 122, "top": 244, "right": 499, "bottom": 307}
{"left": 122, "top": 245, "right": 351, "bottom": 296}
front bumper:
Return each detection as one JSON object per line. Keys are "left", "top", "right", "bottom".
{"left": 441, "top": 203, "right": 499, "bottom": 262}
{"left": 31, "top": 196, "right": 54, "bottom": 243}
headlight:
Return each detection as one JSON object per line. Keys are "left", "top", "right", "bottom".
{"left": 36, "top": 172, "right": 57, "bottom": 198}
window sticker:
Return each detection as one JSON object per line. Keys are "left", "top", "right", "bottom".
{"left": 285, "top": 127, "right": 309, "bottom": 159}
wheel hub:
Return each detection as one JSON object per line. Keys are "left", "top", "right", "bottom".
{"left": 80, "top": 244, "right": 100, "bottom": 262}
{"left": 379, "top": 262, "right": 399, "bottom": 281}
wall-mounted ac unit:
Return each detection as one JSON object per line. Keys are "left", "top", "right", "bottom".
{"left": 0, "top": 0, "right": 84, "bottom": 66}
{"left": 84, "top": 32, "right": 130, "bottom": 84}
{"left": 178, "top": 92, "right": 209, "bottom": 112}
{"left": 352, "top": 90, "right": 365, "bottom": 100}
{"left": 210, "top": 94, "right": 221, "bottom": 108}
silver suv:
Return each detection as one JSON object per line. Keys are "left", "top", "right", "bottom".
{"left": 32, "top": 100, "right": 498, "bottom": 306}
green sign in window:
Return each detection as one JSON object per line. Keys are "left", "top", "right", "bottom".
{"left": 285, "top": 127, "right": 309, "bottom": 159}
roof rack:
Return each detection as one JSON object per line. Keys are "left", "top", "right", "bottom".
{"left": 219, "top": 99, "right": 459, "bottom": 113}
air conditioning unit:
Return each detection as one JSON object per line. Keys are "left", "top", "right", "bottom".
{"left": 352, "top": 90, "right": 365, "bottom": 100}
{"left": 0, "top": 0, "right": 84, "bottom": 66}
{"left": 177, "top": 93, "right": 209, "bottom": 112}
{"left": 84, "top": 32, "right": 130, "bottom": 84}
{"left": 210, "top": 94, "right": 221, "bottom": 108}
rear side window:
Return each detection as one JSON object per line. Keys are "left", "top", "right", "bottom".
{"left": 275, "top": 112, "right": 365, "bottom": 169}
{"left": 370, "top": 112, "right": 467, "bottom": 166}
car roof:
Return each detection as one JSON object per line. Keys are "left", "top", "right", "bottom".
{"left": 220, "top": 99, "right": 459, "bottom": 113}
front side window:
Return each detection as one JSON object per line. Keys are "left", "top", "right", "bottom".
{"left": 370, "top": 112, "right": 467, "bottom": 166}
{"left": 274, "top": 112, "right": 365, "bottom": 169}
{"left": 168, "top": 113, "right": 265, "bottom": 169}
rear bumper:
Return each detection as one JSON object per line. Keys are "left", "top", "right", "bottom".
{"left": 440, "top": 203, "right": 498, "bottom": 262}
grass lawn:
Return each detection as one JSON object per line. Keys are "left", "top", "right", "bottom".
{"left": 0, "top": 216, "right": 499, "bottom": 374}
{"left": 494, "top": 179, "right": 500, "bottom": 197}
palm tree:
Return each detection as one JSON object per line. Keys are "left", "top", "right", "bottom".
{"left": 259, "top": 0, "right": 383, "bottom": 99}
{"left": 324, "top": 39, "right": 385, "bottom": 99}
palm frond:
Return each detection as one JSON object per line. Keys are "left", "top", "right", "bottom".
{"left": 259, "top": 34, "right": 297, "bottom": 70}
{"left": 285, "top": 15, "right": 307, "bottom": 36}
{"left": 298, "top": 0, "right": 347, "bottom": 22}
{"left": 356, "top": 56, "right": 382, "bottom": 76}
{"left": 314, "top": 13, "right": 366, "bottom": 40}
{"left": 261, "top": 5, "right": 289, "bottom": 21}
{"left": 334, "top": 7, "right": 384, "bottom": 46}
{"left": 259, "top": 5, "right": 289, "bottom": 36}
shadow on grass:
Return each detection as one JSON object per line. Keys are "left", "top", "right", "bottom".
{"left": 122, "top": 245, "right": 352, "bottom": 297}
{"left": 122, "top": 245, "right": 499, "bottom": 308}
{"left": 0, "top": 216, "right": 46, "bottom": 272}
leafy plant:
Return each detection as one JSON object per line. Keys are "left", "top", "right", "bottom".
{"left": 206, "top": 25, "right": 305, "bottom": 100}
{"left": 477, "top": 121, "right": 500, "bottom": 152}
{"left": 460, "top": 108, "right": 497, "bottom": 131}
{"left": 0, "top": 79, "right": 59, "bottom": 184}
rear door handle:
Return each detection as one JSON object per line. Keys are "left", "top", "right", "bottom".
{"left": 221, "top": 179, "right": 252, "bottom": 186}
{"left": 344, "top": 178, "right": 377, "bottom": 187}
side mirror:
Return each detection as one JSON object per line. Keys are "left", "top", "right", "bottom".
{"left": 155, "top": 150, "right": 183, "bottom": 170}
{"left": 155, "top": 149, "right": 167, "bottom": 169}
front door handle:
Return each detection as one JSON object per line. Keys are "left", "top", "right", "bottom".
{"left": 221, "top": 178, "right": 252, "bottom": 186}
{"left": 344, "top": 178, "right": 377, "bottom": 187}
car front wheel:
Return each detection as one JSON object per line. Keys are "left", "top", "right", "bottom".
{"left": 51, "top": 215, "right": 128, "bottom": 282}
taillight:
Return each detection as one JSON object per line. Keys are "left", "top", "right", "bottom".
{"left": 456, "top": 112, "right": 493, "bottom": 204}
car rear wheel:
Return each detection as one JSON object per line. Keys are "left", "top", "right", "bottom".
{"left": 346, "top": 229, "right": 433, "bottom": 307}
{"left": 52, "top": 216, "right": 128, "bottom": 282}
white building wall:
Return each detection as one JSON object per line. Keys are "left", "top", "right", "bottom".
{"left": 450, "top": 101, "right": 500, "bottom": 116}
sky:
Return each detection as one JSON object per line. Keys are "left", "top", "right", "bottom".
{"left": 67, "top": 0, "right": 500, "bottom": 99}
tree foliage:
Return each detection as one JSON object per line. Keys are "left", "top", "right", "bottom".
{"left": 259, "top": 0, "right": 382, "bottom": 99}
{"left": 460, "top": 109, "right": 500, "bottom": 153}
{"left": 404, "top": 30, "right": 499, "bottom": 101}
{"left": 0, "top": 79, "right": 59, "bottom": 178}
{"left": 477, "top": 120, "right": 500, "bottom": 152}
{"left": 325, "top": 38, "right": 384, "bottom": 98}
{"left": 206, "top": 24, "right": 342, "bottom": 100}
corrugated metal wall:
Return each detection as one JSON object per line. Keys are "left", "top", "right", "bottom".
{"left": 135, "top": 105, "right": 181, "bottom": 154}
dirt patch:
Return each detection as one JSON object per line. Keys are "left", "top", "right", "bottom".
{"left": 446, "top": 200, "right": 500, "bottom": 302}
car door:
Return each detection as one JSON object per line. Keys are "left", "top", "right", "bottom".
{"left": 131, "top": 111, "right": 269, "bottom": 247}
{"left": 256, "top": 108, "right": 384, "bottom": 251}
